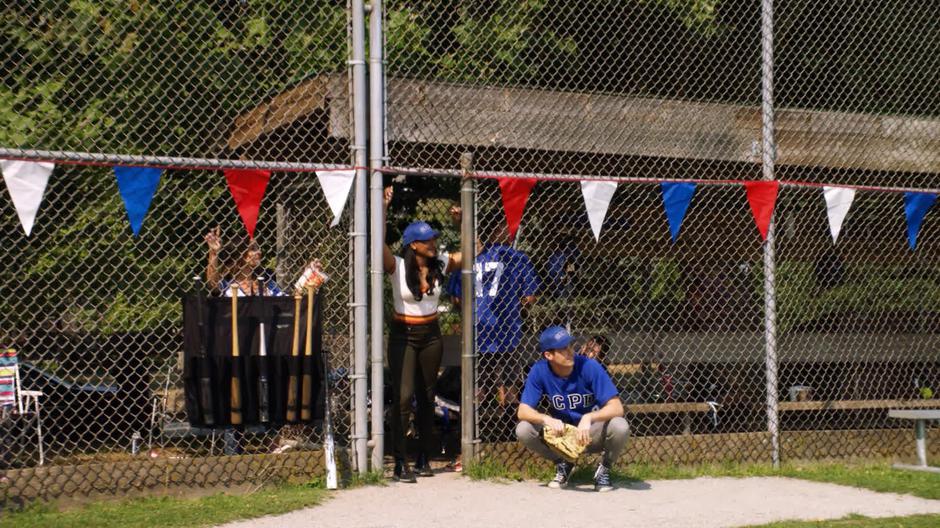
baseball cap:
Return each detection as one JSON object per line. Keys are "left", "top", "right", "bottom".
{"left": 539, "top": 325, "right": 574, "bottom": 352}
{"left": 402, "top": 221, "right": 440, "bottom": 245}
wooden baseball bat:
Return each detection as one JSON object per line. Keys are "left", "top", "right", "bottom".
{"left": 256, "top": 277, "right": 270, "bottom": 424}
{"left": 300, "top": 284, "right": 314, "bottom": 421}
{"left": 230, "top": 284, "right": 243, "bottom": 425}
{"left": 286, "top": 290, "right": 302, "bottom": 422}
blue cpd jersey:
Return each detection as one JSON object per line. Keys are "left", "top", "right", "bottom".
{"left": 448, "top": 244, "right": 539, "bottom": 354}
{"left": 521, "top": 355, "right": 619, "bottom": 425}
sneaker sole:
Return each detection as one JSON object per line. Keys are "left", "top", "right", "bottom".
{"left": 595, "top": 485, "right": 614, "bottom": 492}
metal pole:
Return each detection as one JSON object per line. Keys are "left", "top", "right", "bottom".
{"left": 368, "top": 0, "right": 386, "bottom": 472}
{"left": 350, "top": 0, "right": 370, "bottom": 474}
{"left": 760, "top": 0, "right": 780, "bottom": 469}
{"left": 459, "top": 153, "right": 477, "bottom": 464}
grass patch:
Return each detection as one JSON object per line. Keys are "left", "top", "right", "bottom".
{"left": 347, "top": 470, "right": 387, "bottom": 488}
{"left": 776, "top": 462, "right": 940, "bottom": 501}
{"left": 0, "top": 483, "right": 329, "bottom": 528}
{"left": 746, "top": 513, "right": 940, "bottom": 527}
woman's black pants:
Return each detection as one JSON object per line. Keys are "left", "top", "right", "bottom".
{"left": 388, "top": 320, "right": 442, "bottom": 461}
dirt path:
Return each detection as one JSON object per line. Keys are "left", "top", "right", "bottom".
{"left": 218, "top": 472, "right": 940, "bottom": 528}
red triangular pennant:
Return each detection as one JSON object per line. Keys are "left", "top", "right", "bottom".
{"left": 224, "top": 169, "right": 271, "bottom": 239}
{"left": 744, "top": 180, "right": 780, "bottom": 241}
{"left": 498, "top": 177, "right": 536, "bottom": 240}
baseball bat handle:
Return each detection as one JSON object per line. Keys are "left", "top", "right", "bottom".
{"left": 286, "top": 376, "right": 298, "bottom": 422}
{"left": 301, "top": 374, "right": 312, "bottom": 421}
{"left": 230, "top": 377, "right": 242, "bottom": 425}
{"left": 199, "top": 376, "right": 214, "bottom": 426}
{"left": 258, "top": 376, "right": 270, "bottom": 423}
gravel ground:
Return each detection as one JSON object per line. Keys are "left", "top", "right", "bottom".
{"left": 218, "top": 472, "right": 940, "bottom": 528}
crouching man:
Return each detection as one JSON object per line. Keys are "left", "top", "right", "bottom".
{"left": 516, "top": 326, "right": 629, "bottom": 492}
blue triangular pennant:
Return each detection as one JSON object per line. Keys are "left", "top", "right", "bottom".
{"left": 903, "top": 192, "right": 937, "bottom": 250}
{"left": 114, "top": 166, "right": 162, "bottom": 236}
{"left": 660, "top": 182, "right": 697, "bottom": 242}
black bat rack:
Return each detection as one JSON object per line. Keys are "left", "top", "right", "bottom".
{"left": 181, "top": 292, "right": 325, "bottom": 427}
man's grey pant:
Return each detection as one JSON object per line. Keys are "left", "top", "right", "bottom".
{"left": 515, "top": 417, "right": 629, "bottom": 465}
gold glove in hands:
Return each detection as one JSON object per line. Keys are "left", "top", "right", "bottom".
{"left": 543, "top": 423, "right": 587, "bottom": 463}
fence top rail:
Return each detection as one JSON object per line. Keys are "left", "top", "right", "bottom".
{"left": 0, "top": 148, "right": 357, "bottom": 173}
{"left": 379, "top": 166, "right": 940, "bottom": 194}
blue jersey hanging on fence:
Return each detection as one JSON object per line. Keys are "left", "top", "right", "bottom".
{"left": 448, "top": 243, "right": 539, "bottom": 354}
{"left": 521, "top": 355, "right": 619, "bottom": 425}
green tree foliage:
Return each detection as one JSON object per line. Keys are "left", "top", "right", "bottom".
{"left": 0, "top": 0, "right": 347, "bottom": 154}
{"left": 1, "top": 0, "right": 935, "bottom": 338}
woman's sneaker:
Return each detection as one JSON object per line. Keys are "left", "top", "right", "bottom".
{"left": 548, "top": 461, "right": 574, "bottom": 489}
{"left": 414, "top": 453, "right": 434, "bottom": 477}
{"left": 594, "top": 463, "right": 613, "bottom": 492}
{"left": 393, "top": 459, "right": 417, "bottom": 483}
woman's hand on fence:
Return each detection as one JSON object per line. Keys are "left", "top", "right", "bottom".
{"left": 205, "top": 226, "right": 222, "bottom": 254}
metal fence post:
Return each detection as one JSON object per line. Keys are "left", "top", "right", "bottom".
{"left": 368, "top": 0, "right": 387, "bottom": 472}
{"left": 350, "top": 0, "right": 370, "bottom": 474}
{"left": 460, "top": 153, "right": 477, "bottom": 463}
{"left": 760, "top": 0, "right": 780, "bottom": 469}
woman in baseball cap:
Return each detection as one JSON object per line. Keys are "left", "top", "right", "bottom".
{"left": 381, "top": 186, "right": 465, "bottom": 482}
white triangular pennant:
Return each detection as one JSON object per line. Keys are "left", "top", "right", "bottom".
{"left": 316, "top": 170, "right": 356, "bottom": 227}
{"left": 580, "top": 180, "right": 617, "bottom": 242}
{"left": 823, "top": 186, "right": 856, "bottom": 244}
{"left": 1, "top": 160, "right": 55, "bottom": 236}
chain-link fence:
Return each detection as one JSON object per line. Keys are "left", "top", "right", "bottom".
{"left": 1, "top": 1, "right": 356, "bottom": 505}
{"left": 1, "top": 1, "right": 350, "bottom": 164}
{"left": 0, "top": 165, "right": 353, "bottom": 503}
{"left": 380, "top": 0, "right": 938, "bottom": 469}
{"left": 2, "top": 0, "right": 939, "bottom": 507}
{"left": 458, "top": 178, "right": 938, "bottom": 468}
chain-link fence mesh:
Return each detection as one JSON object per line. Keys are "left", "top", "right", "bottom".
{"left": 2, "top": 0, "right": 939, "bottom": 506}
{"left": 450, "top": 178, "right": 937, "bottom": 468}
{"left": 384, "top": 0, "right": 762, "bottom": 178}
{"left": 1, "top": 0, "right": 358, "bottom": 504}
{"left": 775, "top": 186, "right": 939, "bottom": 458}
{"left": 0, "top": 165, "right": 353, "bottom": 503}
{"left": 379, "top": 0, "right": 938, "bottom": 469}
{"left": 471, "top": 180, "right": 768, "bottom": 465}
{"left": 1, "top": 1, "right": 350, "bottom": 164}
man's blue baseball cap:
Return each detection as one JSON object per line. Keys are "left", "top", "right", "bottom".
{"left": 539, "top": 325, "right": 574, "bottom": 352}
{"left": 402, "top": 221, "right": 440, "bottom": 246}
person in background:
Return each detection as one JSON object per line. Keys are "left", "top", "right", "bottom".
{"left": 448, "top": 220, "right": 539, "bottom": 408}
{"left": 546, "top": 234, "right": 579, "bottom": 301}
{"left": 579, "top": 335, "right": 610, "bottom": 372}
{"left": 205, "top": 227, "right": 284, "bottom": 296}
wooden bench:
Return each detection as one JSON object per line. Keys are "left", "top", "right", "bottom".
{"left": 625, "top": 402, "right": 720, "bottom": 435}
{"left": 888, "top": 408, "right": 940, "bottom": 473}
{"left": 779, "top": 399, "right": 940, "bottom": 412}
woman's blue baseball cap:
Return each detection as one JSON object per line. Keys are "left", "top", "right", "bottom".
{"left": 539, "top": 325, "right": 574, "bottom": 352}
{"left": 402, "top": 221, "right": 440, "bottom": 245}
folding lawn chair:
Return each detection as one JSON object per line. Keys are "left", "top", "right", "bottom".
{"left": 0, "top": 348, "right": 45, "bottom": 466}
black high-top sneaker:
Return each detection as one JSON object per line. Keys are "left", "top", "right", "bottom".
{"left": 393, "top": 458, "right": 417, "bottom": 483}
{"left": 414, "top": 452, "right": 434, "bottom": 477}
{"left": 548, "top": 461, "right": 574, "bottom": 489}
